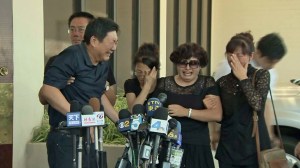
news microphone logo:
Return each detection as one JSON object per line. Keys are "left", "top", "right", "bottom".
{"left": 81, "top": 112, "right": 105, "bottom": 126}
{"left": 130, "top": 115, "right": 143, "bottom": 131}
{"left": 67, "top": 112, "right": 82, "bottom": 127}
{"left": 118, "top": 118, "right": 131, "bottom": 132}
{"left": 149, "top": 119, "right": 168, "bottom": 135}
{"left": 146, "top": 98, "right": 162, "bottom": 117}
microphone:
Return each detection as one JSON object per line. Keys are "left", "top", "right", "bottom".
{"left": 176, "top": 121, "right": 182, "bottom": 147}
{"left": 117, "top": 109, "right": 136, "bottom": 167}
{"left": 88, "top": 98, "right": 101, "bottom": 145}
{"left": 70, "top": 100, "right": 82, "bottom": 168}
{"left": 89, "top": 97, "right": 107, "bottom": 168}
{"left": 146, "top": 93, "right": 167, "bottom": 118}
{"left": 81, "top": 104, "right": 93, "bottom": 168}
{"left": 169, "top": 121, "right": 184, "bottom": 168}
{"left": 161, "top": 118, "right": 179, "bottom": 167}
{"left": 146, "top": 98, "right": 162, "bottom": 118}
{"left": 118, "top": 109, "right": 132, "bottom": 133}
{"left": 131, "top": 104, "right": 145, "bottom": 131}
{"left": 157, "top": 93, "right": 167, "bottom": 105}
{"left": 150, "top": 107, "right": 169, "bottom": 168}
{"left": 291, "top": 79, "right": 300, "bottom": 86}
{"left": 167, "top": 118, "right": 179, "bottom": 143}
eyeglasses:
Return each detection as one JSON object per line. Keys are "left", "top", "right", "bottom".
{"left": 134, "top": 70, "right": 151, "bottom": 76}
{"left": 225, "top": 53, "right": 246, "bottom": 57}
{"left": 177, "top": 60, "right": 200, "bottom": 69}
{"left": 68, "top": 26, "right": 86, "bottom": 34}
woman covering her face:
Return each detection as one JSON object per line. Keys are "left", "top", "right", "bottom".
{"left": 215, "top": 37, "right": 271, "bottom": 167}
{"left": 153, "top": 43, "right": 222, "bottom": 168}
{"left": 124, "top": 43, "right": 160, "bottom": 112}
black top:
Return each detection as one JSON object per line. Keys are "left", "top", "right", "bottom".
{"left": 215, "top": 64, "right": 271, "bottom": 165}
{"left": 44, "top": 43, "right": 109, "bottom": 127}
{"left": 123, "top": 78, "right": 154, "bottom": 106}
{"left": 45, "top": 53, "right": 116, "bottom": 86}
{"left": 153, "top": 75, "right": 219, "bottom": 145}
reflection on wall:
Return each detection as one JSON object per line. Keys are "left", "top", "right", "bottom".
{"left": 0, "top": 84, "right": 13, "bottom": 144}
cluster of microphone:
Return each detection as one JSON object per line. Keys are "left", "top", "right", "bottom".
{"left": 116, "top": 93, "right": 184, "bottom": 168}
{"left": 58, "top": 97, "right": 107, "bottom": 168}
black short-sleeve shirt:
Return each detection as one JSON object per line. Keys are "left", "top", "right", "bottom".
{"left": 44, "top": 43, "right": 109, "bottom": 127}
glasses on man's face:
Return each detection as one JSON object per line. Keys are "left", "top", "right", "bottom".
{"left": 68, "top": 26, "right": 86, "bottom": 34}
{"left": 177, "top": 60, "right": 200, "bottom": 69}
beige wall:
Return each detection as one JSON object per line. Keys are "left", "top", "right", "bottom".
{"left": 211, "top": 0, "right": 300, "bottom": 84}
{"left": 12, "top": 0, "right": 44, "bottom": 167}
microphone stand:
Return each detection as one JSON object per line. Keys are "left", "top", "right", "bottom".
{"left": 86, "top": 128, "right": 91, "bottom": 168}
{"left": 98, "top": 126, "right": 107, "bottom": 168}
{"left": 72, "top": 134, "right": 77, "bottom": 168}
{"left": 78, "top": 134, "right": 83, "bottom": 168}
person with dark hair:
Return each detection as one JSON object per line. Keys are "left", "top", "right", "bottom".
{"left": 68, "top": 11, "right": 95, "bottom": 45}
{"left": 255, "top": 33, "right": 286, "bottom": 69}
{"left": 45, "top": 11, "right": 117, "bottom": 106}
{"left": 153, "top": 43, "right": 222, "bottom": 168}
{"left": 39, "top": 17, "right": 119, "bottom": 168}
{"left": 124, "top": 43, "right": 160, "bottom": 112}
{"left": 215, "top": 37, "right": 271, "bottom": 167}
{"left": 212, "top": 32, "right": 287, "bottom": 151}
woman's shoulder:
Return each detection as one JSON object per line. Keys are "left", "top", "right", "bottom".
{"left": 198, "top": 75, "right": 216, "bottom": 87}
{"left": 124, "top": 78, "right": 139, "bottom": 87}
{"left": 251, "top": 67, "right": 270, "bottom": 79}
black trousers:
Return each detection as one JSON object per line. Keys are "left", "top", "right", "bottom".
{"left": 46, "top": 131, "right": 97, "bottom": 168}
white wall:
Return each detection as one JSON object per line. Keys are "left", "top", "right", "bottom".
{"left": 12, "top": 0, "right": 44, "bottom": 167}
{"left": 211, "top": 0, "right": 300, "bottom": 84}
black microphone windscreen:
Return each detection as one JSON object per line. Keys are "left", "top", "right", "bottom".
{"left": 291, "top": 79, "right": 300, "bottom": 86}
{"left": 81, "top": 105, "right": 93, "bottom": 115}
{"left": 157, "top": 93, "right": 167, "bottom": 104}
{"left": 119, "top": 109, "right": 131, "bottom": 119}
{"left": 132, "top": 104, "right": 145, "bottom": 115}
{"left": 168, "top": 118, "right": 177, "bottom": 129}
{"left": 70, "top": 100, "right": 82, "bottom": 112}
{"left": 153, "top": 107, "right": 169, "bottom": 120}
{"left": 89, "top": 97, "right": 100, "bottom": 112}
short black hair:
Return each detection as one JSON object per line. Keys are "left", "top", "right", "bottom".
{"left": 68, "top": 11, "right": 95, "bottom": 27}
{"left": 83, "top": 17, "right": 119, "bottom": 44}
{"left": 257, "top": 33, "right": 287, "bottom": 60}
{"left": 170, "top": 43, "right": 208, "bottom": 68}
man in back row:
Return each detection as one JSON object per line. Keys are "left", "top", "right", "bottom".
{"left": 45, "top": 11, "right": 117, "bottom": 105}
{"left": 39, "top": 17, "right": 119, "bottom": 168}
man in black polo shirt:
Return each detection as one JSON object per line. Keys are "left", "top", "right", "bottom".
{"left": 39, "top": 17, "right": 119, "bottom": 168}
{"left": 45, "top": 11, "right": 117, "bottom": 106}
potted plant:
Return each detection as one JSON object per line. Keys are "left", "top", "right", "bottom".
{"left": 27, "top": 89, "right": 128, "bottom": 168}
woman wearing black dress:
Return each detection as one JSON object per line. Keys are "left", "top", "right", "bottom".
{"left": 153, "top": 43, "right": 222, "bottom": 168}
{"left": 215, "top": 36, "right": 271, "bottom": 168}
{"left": 124, "top": 43, "right": 160, "bottom": 112}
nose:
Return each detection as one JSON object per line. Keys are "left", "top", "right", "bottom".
{"left": 112, "top": 43, "right": 117, "bottom": 51}
{"left": 186, "top": 64, "right": 191, "bottom": 69}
